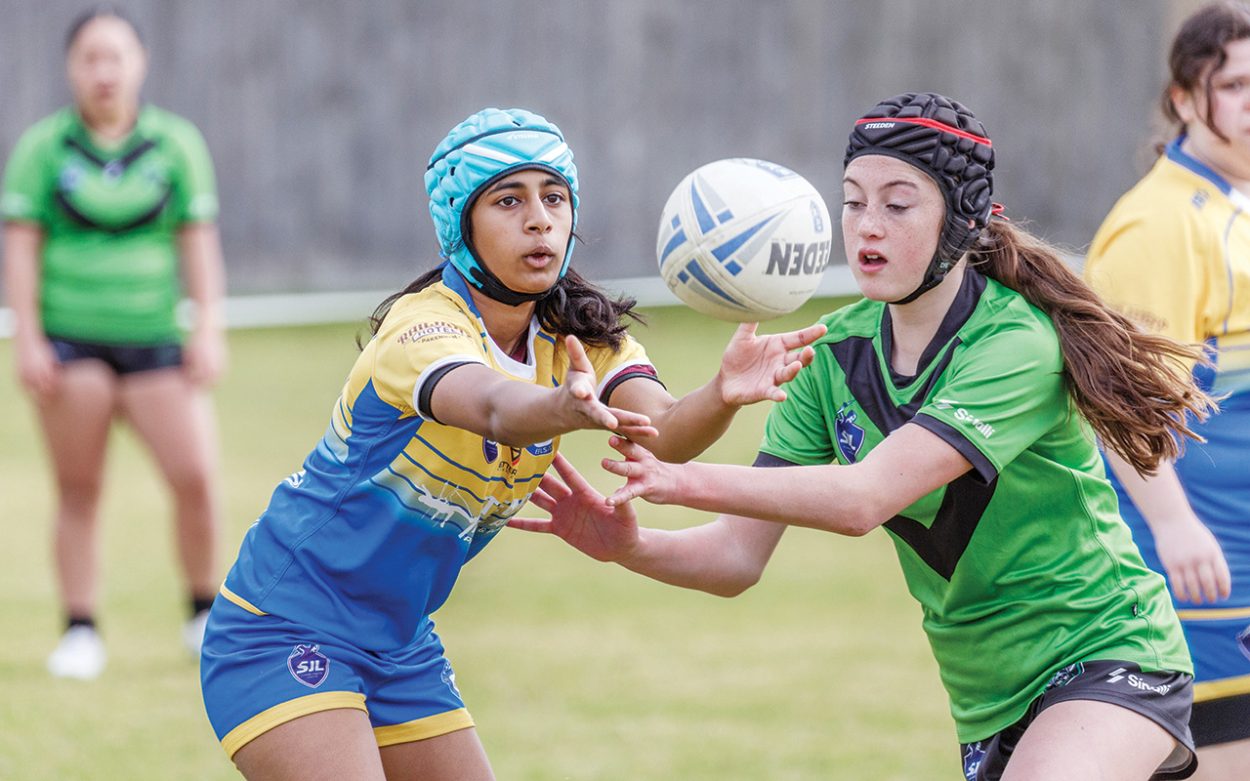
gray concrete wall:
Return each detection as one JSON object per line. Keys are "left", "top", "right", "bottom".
{"left": 1, "top": 1, "right": 1179, "bottom": 294}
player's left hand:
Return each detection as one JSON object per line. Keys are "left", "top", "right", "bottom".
{"left": 184, "top": 326, "right": 228, "bottom": 387}
{"left": 716, "top": 321, "right": 826, "bottom": 406}
{"left": 509, "top": 453, "right": 642, "bottom": 562}
{"left": 603, "top": 435, "right": 682, "bottom": 506}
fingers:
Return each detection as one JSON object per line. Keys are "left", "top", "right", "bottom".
{"left": 549, "top": 453, "right": 595, "bottom": 495}
{"left": 565, "top": 334, "right": 594, "bottom": 376}
{"left": 507, "top": 517, "right": 553, "bottom": 533}
{"left": 731, "top": 322, "right": 760, "bottom": 344}
{"left": 608, "top": 434, "right": 650, "bottom": 460}
{"left": 614, "top": 423, "right": 660, "bottom": 440}
{"left": 779, "top": 322, "right": 827, "bottom": 349}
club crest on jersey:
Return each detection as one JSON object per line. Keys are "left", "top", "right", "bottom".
{"left": 287, "top": 644, "right": 330, "bottom": 688}
{"left": 1045, "top": 662, "right": 1084, "bottom": 690}
{"left": 483, "top": 439, "right": 499, "bottom": 464}
{"left": 835, "top": 401, "right": 865, "bottom": 463}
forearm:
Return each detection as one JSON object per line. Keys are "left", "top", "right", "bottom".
{"left": 617, "top": 518, "right": 778, "bottom": 597}
{"left": 179, "top": 224, "right": 225, "bottom": 333}
{"left": 666, "top": 461, "right": 879, "bottom": 535}
{"left": 1104, "top": 450, "right": 1201, "bottom": 532}
{"left": 3, "top": 225, "right": 45, "bottom": 338}
{"left": 483, "top": 383, "right": 583, "bottom": 446}
{"left": 635, "top": 377, "right": 737, "bottom": 462}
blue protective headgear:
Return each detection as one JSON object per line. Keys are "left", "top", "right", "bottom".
{"left": 425, "top": 108, "right": 579, "bottom": 305}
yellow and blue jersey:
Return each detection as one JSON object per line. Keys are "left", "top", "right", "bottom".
{"left": 1086, "top": 137, "right": 1250, "bottom": 701}
{"left": 220, "top": 267, "right": 655, "bottom": 650}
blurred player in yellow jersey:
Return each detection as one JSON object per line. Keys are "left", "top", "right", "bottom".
{"left": 1085, "top": 4, "right": 1250, "bottom": 778}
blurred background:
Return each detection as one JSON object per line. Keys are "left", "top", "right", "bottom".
{"left": 0, "top": 0, "right": 1208, "bottom": 300}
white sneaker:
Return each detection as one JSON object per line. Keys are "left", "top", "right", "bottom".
{"left": 183, "top": 610, "right": 209, "bottom": 657}
{"left": 47, "top": 626, "right": 106, "bottom": 680}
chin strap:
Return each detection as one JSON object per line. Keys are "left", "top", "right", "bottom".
{"left": 464, "top": 261, "right": 554, "bottom": 306}
{"left": 891, "top": 252, "right": 956, "bottom": 305}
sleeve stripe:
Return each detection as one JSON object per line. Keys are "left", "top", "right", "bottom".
{"left": 911, "top": 413, "right": 998, "bottom": 484}
{"left": 413, "top": 355, "right": 485, "bottom": 421}
{"left": 598, "top": 363, "right": 663, "bottom": 402}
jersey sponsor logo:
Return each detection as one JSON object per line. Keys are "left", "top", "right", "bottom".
{"left": 397, "top": 321, "right": 466, "bottom": 345}
{"left": 934, "top": 398, "right": 995, "bottom": 438}
{"left": 441, "top": 660, "right": 461, "bottom": 697}
{"left": 834, "top": 401, "right": 865, "bottom": 463}
{"left": 1237, "top": 623, "right": 1250, "bottom": 663}
{"left": 526, "top": 440, "right": 553, "bottom": 456}
{"left": 285, "top": 469, "right": 306, "bottom": 488}
{"left": 508, "top": 446, "right": 523, "bottom": 466}
{"left": 287, "top": 644, "right": 330, "bottom": 688}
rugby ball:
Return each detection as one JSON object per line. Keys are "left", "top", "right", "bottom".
{"left": 656, "top": 158, "right": 832, "bottom": 321}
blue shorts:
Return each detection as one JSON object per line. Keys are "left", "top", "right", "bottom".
{"left": 49, "top": 335, "right": 183, "bottom": 375}
{"left": 200, "top": 593, "right": 473, "bottom": 760}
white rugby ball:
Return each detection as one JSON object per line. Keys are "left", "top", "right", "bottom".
{"left": 656, "top": 158, "right": 832, "bottom": 321}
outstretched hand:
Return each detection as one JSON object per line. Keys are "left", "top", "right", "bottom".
{"left": 602, "top": 435, "right": 682, "bottom": 507}
{"left": 509, "top": 453, "right": 642, "bottom": 562}
{"left": 717, "top": 321, "right": 826, "bottom": 406}
{"left": 561, "top": 335, "right": 658, "bottom": 439}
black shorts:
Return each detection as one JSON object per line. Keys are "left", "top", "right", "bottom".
{"left": 1192, "top": 691, "right": 1250, "bottom": 746}
{"left": 960, "top": 660, "right": 1197, "bottom": 781}
{"left": 49, "top": 336, "right": 183, "bottom": 376}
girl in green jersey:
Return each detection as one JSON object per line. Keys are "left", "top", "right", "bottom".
{"left": 515, "top": 93, "right": 1217, "bottom": 780}
{"left": 1, "top": 7, "right": 225, "bottom": 679}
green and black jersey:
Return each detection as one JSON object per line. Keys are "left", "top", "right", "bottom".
{"left": 759, "top": 270, "right": 1190, "bottom": 742}
{"left": 1, "top": 105, "right": 218, "bottom": 344}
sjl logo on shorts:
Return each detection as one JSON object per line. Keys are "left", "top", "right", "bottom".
{"left": 287, "top": 644, "right": 330, "bottom": 688}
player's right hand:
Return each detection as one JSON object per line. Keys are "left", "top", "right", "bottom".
{"left": 559, "top": 335, "right": 656, "bottom": 438}
{"left": 15, "top": 333, "right": 60, "bottom": 400}
{"left": 603, "top": 435, "right": 681, "bottom": 506}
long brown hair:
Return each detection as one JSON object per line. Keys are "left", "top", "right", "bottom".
{"left": 969, "top": 220, "right": 1215, "bottom": 475}
{"left": 1158, "top": 1, "right": 1250, "bottom": 150}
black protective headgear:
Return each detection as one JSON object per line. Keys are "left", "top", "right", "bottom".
{"left": 844, "top": 92, "right": 994, "bottom": 304}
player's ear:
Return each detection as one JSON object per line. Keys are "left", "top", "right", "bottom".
{"left": 1168, "top": 84, "right": 1197, "bottom": 125}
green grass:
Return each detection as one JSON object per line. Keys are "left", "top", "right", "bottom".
{"left": 0, "top": 299, "right": 958, "bottom": 780}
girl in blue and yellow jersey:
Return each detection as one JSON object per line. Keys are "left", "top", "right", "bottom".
{"left": 199, "top": 107, "right": 825, "bottom": 779}
{"left": 1085, "top": 4, "right": 1250, "bottom": 778}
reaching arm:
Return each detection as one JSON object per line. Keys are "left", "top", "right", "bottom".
{"left": 511, "top": 453, "right": 786, "bottom": 596}
{"left": 1104, "top": 449, "right": 1230, "bottom": 604}
{"left": 178, "top": 222, "right": 228, "bottom": 386}
{"left": 604, "top": 423, "right": 973, "bottom": 536}
{"left": 3, "top": 221, "right": 58, "bottom": 399}
{"left": 429, "top": 334, "right": 658, "bottom": 447}
{"left": 609, "top": 321, "right": 826, "bottom": 462}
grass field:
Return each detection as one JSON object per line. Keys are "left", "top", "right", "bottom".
{"left": 0, "top": 299, "right": 958, "bottom": 780}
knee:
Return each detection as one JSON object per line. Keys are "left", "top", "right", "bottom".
{"left": 56, "top": 477, "right": 104, "bottom": 518}
{"left": 166, "top": 462, "right": 217, "bottom": 508}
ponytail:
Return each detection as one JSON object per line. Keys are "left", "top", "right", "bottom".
{"left": 970, "top": 220, "right": 1215, "bottom": 475}
{"left": 362, "top": 265, "right": 643, "bottom": 351}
